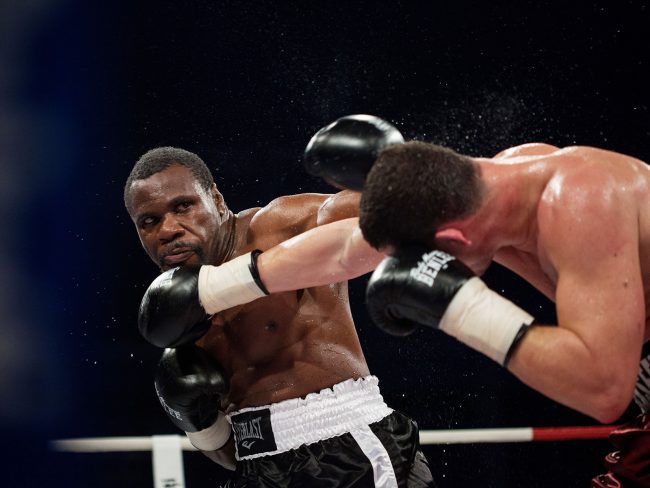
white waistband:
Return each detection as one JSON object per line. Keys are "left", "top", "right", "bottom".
{"left": 228, "top": 375, "right": 393, "bottom": 460}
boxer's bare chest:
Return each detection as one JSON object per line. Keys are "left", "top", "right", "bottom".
{"left": 196, "top": 216, "right": 368, "bottom": 408}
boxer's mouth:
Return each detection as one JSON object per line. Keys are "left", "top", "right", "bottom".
{"left": 162, "top": 250, "right": 195, "bottom": 265}
{"left": 160, "top": 245, "right": 200, "bottom": 266}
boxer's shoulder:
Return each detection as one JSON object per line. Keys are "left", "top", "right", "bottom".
{"left": 548, "top": 148, "right": 641, "bottom": 197}
{"left": 316, "top": 190, "right": 361, "bottom": 225}
{"left": 555, "top": 146, "right": 649, "bottom": 180}
{"left": 248, "top": 193, "right": 332, "bottom": 244}
{"left": 493, "top": 142, "right": 560, "bottom": 159}
{"left": 536, "top": 155, "right": 639, "bottom": 263}
{"left": 538, "top": 162, "right": 629, "bottom": 226}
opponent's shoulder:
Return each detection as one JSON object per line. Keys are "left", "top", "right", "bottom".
{"left": 555, "top": 145, "right": 648, "bottom": 170}
{"left": 551, "top": 146, "right": 643, "bottom": 192}
{"left": 538, "top": 157, "right": 639, "bottom": 255}
{"left": 540, "top": 159, "right": 631, "bottom": 218}
{"left": 493, "top": 143, "right": 561, "bottom": 159}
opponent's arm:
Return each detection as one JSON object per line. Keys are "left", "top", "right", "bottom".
{"left": 197, "top": 217, "right": 383, "bottom": 312}
{"left": 506, "top": 181, "right": 645, "bottom": 423}
{"left": 256, "top": 217, "right": 383, "bottom": 292}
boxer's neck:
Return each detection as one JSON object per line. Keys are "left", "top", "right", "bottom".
{"left": 437, "top": 161, "right": 546, "bottom": 267}
{"left": 211, "top": 211, "right": 238, "bottom": 265}
{"left": 213, "top": 209, "right": 259, "bottom": 265}
{"left": 478, "top": 161, "right": 548, "bottom": 250}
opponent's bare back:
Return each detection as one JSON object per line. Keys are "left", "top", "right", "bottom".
{"left": 484, "top": 144, "right": 650, "bottom": 330}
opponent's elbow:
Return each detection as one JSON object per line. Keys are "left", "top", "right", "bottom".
{"left": 337, "top": 257, "right": 383, "bottom": 282}
{"left": 338, "top": 230, "right": 383, "bottom": 279}
{"left": 590, "top": 374, "right": 636, "bottom": 424}
{"left": 592, "top": 396, "right": 629, "bottom": 424}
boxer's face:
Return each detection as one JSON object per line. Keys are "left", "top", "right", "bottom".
{"left": 127, "top": 165, "right": 225, "bottom": 271}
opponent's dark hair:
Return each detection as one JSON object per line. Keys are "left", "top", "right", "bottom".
{"left": 124, "top": 147, "right": 215, "bottom": 208}
{"left": 359, "top": 141, "right": 484, "bottom": 249}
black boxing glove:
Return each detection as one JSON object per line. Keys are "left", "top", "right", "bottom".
{"left": 366, "top": 246, "right": 535, "bottom": 365}
{"left": 139, "top": 251, "right": 269, "bottom": 348}
{"left": 303, "top": 114, "right": 404, "bottom": 191}
{"left": 155, "top": 345, "right": 231, "bottom": 451}
{"left": 139, "top": 266, "right": 210, "bottom": 348}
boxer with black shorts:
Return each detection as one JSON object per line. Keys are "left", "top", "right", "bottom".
{"left": 189, "top": 115, "right": 650, "bottom": 486}
{"left": 124, "top": 147, "right": 435, "bottom": 487}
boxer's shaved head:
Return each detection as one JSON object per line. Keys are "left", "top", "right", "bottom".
{"left": 360, "top": 141, "right": 484, "bottom": 249}
{"left": 124, "top": 147, "right": 214, "bottom": 209}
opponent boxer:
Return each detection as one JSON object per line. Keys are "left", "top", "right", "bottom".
{"left": 171, "top": 115, "right": 650, "bottom": 486}
{"left": 357, "top": 138, "right": 650, "bottom": 488}
{"left": 124, "top": 146, "right": 434, "bottom": 487}
{"left": 310, "top": 116, "right": 650, "bottom": 488}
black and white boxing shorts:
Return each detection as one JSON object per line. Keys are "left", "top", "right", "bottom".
{"left": 224, "top": 376, "right": 435, "bottom": 487}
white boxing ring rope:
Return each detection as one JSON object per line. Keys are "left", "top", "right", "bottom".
{"left": 50, "top": 426, "right": 617, "bottom": 488}
{"left": 50, "top": 425, "right": 618, "bottom": 452}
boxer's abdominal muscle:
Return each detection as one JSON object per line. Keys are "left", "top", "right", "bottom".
{"left": 198, "top": 286, "right": 369, "bottom": 410}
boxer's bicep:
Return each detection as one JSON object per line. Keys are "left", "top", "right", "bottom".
{"left": 554, "top": 249, "right": 644, "bottom": 357}
{"left": 551, "top": 243, "right": 644, "bottom": 410}
{"left": 546, "top": 196, "right": 644, "bottom": 379}
{"left": 507, "top": 197, "right": 644, "bottom": 420}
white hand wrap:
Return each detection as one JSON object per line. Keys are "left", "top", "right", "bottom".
{"left": 186, "top": 411, "right": 231, "bottom": 451}
{"left": 438, "top": 277, "right": 534, "bottom": 365}
{"left": 198, "top": 252, "right": 267, "bottom": 315}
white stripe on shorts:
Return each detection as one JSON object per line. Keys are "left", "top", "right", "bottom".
{"left": 350, "top": 425, "right": 398, "bottom": 488}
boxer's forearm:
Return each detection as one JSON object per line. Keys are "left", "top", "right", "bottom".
{"left": 257, "top": 218, "right": 384, "bottom": 293}
{"left": 507, "top": 326, "right": 637, "bottom": 423}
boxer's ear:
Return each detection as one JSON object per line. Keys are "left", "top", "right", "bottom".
{"left": 210, "top": 184, "right": 227, "bottom": 215}
{"left": 434, "top": 227, "right": 472, "bottom": 246}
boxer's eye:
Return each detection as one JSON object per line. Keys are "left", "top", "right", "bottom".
{"left": 139, "top": 215, "right": 158, "bottom": 228}
{"left": 175, "top": 201, "right": 192, "bottom": 213}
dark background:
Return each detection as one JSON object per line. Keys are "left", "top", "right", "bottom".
{"left": 2, "top": 1, "right": 648, "bottom": 486}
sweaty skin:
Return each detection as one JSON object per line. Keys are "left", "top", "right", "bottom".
{"left": 251, "top": 144, "right": 650, "bottom": 424}
{"left": 127, "top": 165, "right": 368, "bottom": 466}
